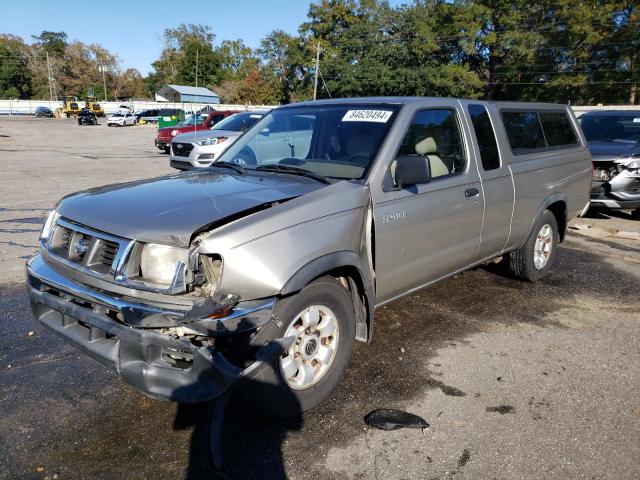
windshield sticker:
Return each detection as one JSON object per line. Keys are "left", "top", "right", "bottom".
{"left": 633, "top": 117, "right": 640, "bottom": 123}
{"left": 250, "top": 114, "right": 263, "bottom": 118}
{"left": 342, "top": 110, "right": 393, "bottom": 123}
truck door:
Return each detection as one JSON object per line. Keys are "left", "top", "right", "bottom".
{"left": 465, "top": 104, "right": 514, "bottom": 258}
{"left": 373, "top": 106, "right": 484, "bottom": 304}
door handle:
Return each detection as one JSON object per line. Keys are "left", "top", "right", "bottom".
{"left": 464, "top": 188, "right": 480, "bottom": 198}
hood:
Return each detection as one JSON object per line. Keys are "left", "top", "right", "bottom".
{"left": 57, "top": 170, "right": 324, "bottom": 247}
{"left": 173, "top": 129, "right": 240, "bottom": 143}
{"left": 588, "top": 140, "right": 640, "bottom": 161}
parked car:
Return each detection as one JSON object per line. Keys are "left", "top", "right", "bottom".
{"left": 170, "top": 111, "right": 267, "bottom": 169}
{"left": 578, "top": 110, "right": 640, "bottom": 218}
{"left": 27, "top": 97, "right": 591, "bottom": 418}
{"left": 77, "top": 108, "right": 98, "bottom": 126}
{"left": 107, "top": 112, "right": 136, "bottom": 127}
{"left": 34, "top": 106, "right": 55, "bottom": 118}
{"left": 155, "top": 110, "right": 237, "bottom": 153}
{"left": 135, "top": 109, "right": 160, "bottom": 123}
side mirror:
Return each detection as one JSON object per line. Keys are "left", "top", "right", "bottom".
{"left": 394, "top": 155, "right": 431, "bottom": 188}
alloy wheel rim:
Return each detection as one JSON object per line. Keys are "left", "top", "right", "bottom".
{"left": 533, "top": 223, "right": 553, "bottom": 270}
{"left": 280, "top": 305, "right": 339, "bottom": 390}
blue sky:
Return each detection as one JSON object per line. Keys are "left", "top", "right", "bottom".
{"left": 0, "top": 0, "right": 369, "bottom": 75}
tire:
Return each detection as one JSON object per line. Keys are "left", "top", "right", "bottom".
{"left": 631, "top": 209, "right": 640, "bottom": 220}
{"left": 242, "top": 276, "right": 355, "bottom": 418}
{"left": 508, "top": 209, "right": 559, "bottom": 282}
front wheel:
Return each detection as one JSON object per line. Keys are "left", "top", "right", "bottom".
{"left": 242, "top": 276, "right": 355, "bottom": 418}
{"left": 508, "top": 209, "right": 559, "bottom": 281}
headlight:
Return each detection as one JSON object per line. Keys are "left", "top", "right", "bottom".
{"left": 195, "top": 137, "right": 228, "bottom": 146}
{"left": 140, "top": 243, "right": 189, "bottom": 286}
{"left": 40, "top": 210, "right": 60, "bottom": 241}
{"left": 170, "top": 130, "right": 179, "bottom": 136}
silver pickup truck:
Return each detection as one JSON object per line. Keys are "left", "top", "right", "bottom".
{"left": 27, "top": 97, "right": 591, "bottom": 417}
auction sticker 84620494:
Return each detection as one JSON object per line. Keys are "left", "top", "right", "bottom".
{"left": 342, "top": 110, "right": 394, "bottom": 123}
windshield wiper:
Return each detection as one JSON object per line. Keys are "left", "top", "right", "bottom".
{"left": 255, "top": 164, "right": 333, "bottom": 184}
{"left": 210, "top": 161, "right": 246, "bottom": 175}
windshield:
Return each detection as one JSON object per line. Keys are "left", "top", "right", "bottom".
{"left": 111, "top": 114, "right": 123, "bottom": 118}
{"left": 217, "top": 105, "right": 399, "bottom": 180}
{"left": 212, "top": 112, "right": 264, "bottom": 132}
{"left": 579, "top": 115, "right": 640, "bottom": 143}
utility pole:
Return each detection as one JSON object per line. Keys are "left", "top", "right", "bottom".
{"left": 45, "top": 51, "right": 53, "bottom": 101}
{"left": 194, "top": 49, "right": 199, "bottom": 124}
{"left": 99, "top": 64, "right": 108, "bottom": 102}
{"left": 313, "top": 42, "right": 320, "bottom": 100}
{"left": 195, "top": 49, "right": 199, "bottom": 91}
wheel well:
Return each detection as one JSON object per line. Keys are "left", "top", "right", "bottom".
{"left": 547, "top": 201, "right": 567, "bottom": 242}
{"left": 294, "top": 265, "right": 372, "bottom": 343}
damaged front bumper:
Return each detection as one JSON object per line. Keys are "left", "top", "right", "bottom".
{"left": 26, "top": 254, "right": 278, "bottom": 403}
{"left": 590, "top": 159, "right": 640, "bottom": 210}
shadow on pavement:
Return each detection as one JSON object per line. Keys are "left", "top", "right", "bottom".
{"left": 172, "top": 369, "right": 302, "bottom": 479}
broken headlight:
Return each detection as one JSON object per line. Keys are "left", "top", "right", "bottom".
{"left": 140, "top": 243, "right": 189, "bottom": 287}
{"left": 193, "top": 254, "right": 223, "bottom": 296}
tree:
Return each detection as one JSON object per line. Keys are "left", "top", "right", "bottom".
{"left": 112, "top": 68, "right": 147, "bottom": 99}
{"left": 148, "top": 23, "right": 225, "bottom": 91}
{"left": 236, "top": 69, "right": 280, "bottom": 105}
{"left": 218, "top": 39, "right": 258, "bottom": 79}
{"left": 176, "top": 40, "right": 224, "bottom": 86}
{"left": 31, "top": 31, "right": 67, "bottom": 56}
{"left": 0, "top": 38, "right": 31, "bottom": 98}
{"left": 259, "top": 30, "right": 312, "bottom": 103}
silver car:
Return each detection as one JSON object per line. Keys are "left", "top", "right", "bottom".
{"left": 27, "top": 97, "right": 591, "bottom": 418}
{"left": 170, "top": 111, "right": 267, "bottom": 170}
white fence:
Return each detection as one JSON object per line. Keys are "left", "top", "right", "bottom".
{"left": 0, "top": 99, "right": 277, "bottom": 115}
{"left": 571, "top": 105, "right": 640, "bottom": 116}
{"left": 0, "top": 98, "right": 637, "bottom": 116}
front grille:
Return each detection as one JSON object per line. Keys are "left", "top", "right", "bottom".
{"left": 95, "top": 239, "right": 119, "bottom": 267}
{"left": 172, "top": 143, "right": 194, "bottom": 157}
{"left": 48, "top": 219, "right": 129, "bottom": 277}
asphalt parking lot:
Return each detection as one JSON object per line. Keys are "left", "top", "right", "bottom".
{"left": 1, "top": 116, "right": 639, "bottom": 480}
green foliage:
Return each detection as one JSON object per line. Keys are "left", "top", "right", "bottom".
{"left": 31, "top": 31, "right": 67, "bottom": 56}
{"left": 1, "top": 3, "right": 638, "bottom": 104}
{"left": 0, "top": 44, "right": 31, "bottom": 98}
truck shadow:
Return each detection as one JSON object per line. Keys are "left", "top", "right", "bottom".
{"left": 172, "top": 373, "right": 302, "bottom": 480}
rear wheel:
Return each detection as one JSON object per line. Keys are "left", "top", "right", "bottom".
{"left": 242, "top": 276, "right": 355, "bottom": 418}
{"left": 508, "top": 209, "right": 559, "bottom": 281}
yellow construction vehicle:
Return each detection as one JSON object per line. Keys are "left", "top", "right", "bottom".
{"left": 55, "top": 97, "right": 82, "bottom": 118}
{"left": 85, "top": 98, "right": 105, "bottom": 117}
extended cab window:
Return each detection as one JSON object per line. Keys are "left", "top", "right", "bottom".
{"left": 396, "top": 109, "right": 466, "bottom": 179}
{"left": 539, "top": 112, "right": 578, "bottom": 146}
{"left": 468, "top": 104, "right": 500, "bottom": 170}
{"left": 502, "top": 112, "right": 546, "bottom": 152}
{"left": 502, "top": 110, "right": 578, "bottom": 154}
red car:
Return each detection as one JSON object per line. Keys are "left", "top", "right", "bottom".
{"left": 154, "top": 110, "right": 239, "bottom": 153}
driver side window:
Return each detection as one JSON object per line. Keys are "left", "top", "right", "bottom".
{"left": 397, "top": 109, "right": 466, "bottom": 179}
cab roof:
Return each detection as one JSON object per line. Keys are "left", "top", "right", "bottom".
{"left": 279, "top": 96, "right": 571, "bottom": 110}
